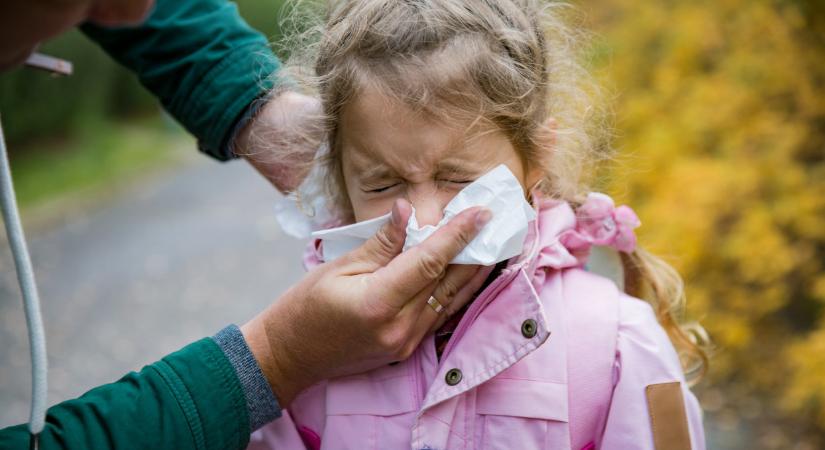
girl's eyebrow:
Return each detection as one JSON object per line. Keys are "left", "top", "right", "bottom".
{"left": 357, "top": 161, "right": 482, "bottom": 182}
{"left": 437, "top": 161, "right": 483, "bottom": 177}
{"left": 357, "top": 164, "right": 397, "bottom": 182}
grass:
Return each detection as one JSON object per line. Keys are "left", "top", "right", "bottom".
{"left": 6, "top": 113, "right": 194, "bottom": 211}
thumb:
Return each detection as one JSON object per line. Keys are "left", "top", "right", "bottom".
{"left": 346, "top": 199, "right": 412, "bottom": 269}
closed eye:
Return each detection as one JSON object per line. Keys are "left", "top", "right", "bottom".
{"left": 364, "top": 183, "right": 399, "bottom": 193}
{"left": 442, "top": 179, "right": 474, "bottom": 185}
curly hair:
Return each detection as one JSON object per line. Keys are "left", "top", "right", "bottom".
{"left": 261, "top": 0, "right": 708, "bottom": 383}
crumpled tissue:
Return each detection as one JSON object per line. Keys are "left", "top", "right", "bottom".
{"left": 311, "top": 164, "right": 536, "bottom": 265}
{"left": 272, "top": 145, "right": 334, "bottom": 239}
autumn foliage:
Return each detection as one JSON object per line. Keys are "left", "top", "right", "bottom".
{"left": 587, "top": 0, "right": 825, "bottom": 446}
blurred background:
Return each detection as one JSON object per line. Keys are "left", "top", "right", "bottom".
{"left": 0, "top": 0, "right": 823, "bottom": 448}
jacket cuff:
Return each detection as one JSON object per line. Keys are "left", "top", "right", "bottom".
{"left": 212, "top": 325, "right": 282, "bottom": 430}
{"left": 190, "top": 44, "right": 280, "bottom": 161}
{"left": 219, "top": 94, "right": 269, "bottom": 160}
{"left": 154, "top": 337, "right": 250, "bottom": 449}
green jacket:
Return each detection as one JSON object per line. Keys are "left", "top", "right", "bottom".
{"left": 0, "top": 338, "right": 251, "bottom": 450}
{"left": 81, "top": 0, "right": 280, "bottom": 160}
{"left": 1, "top": 1, "right": 280, "bottom": 448}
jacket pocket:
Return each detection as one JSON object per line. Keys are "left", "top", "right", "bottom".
{"left": 321, "top": 374, "right": 418, "bottom": 450}
{"left": 475, "top": 378, "right": 571, "bottom": 450}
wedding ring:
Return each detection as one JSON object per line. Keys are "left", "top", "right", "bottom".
{"left": 427, "top": 295, "right": 445, "bottom": 313}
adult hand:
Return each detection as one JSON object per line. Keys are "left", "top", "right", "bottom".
{"left": 241, "top": 199, "right": 492, "bottom": 406}
{"left": 235, "top": 90, "right": 324, "bottom": 193}
{"left": 0, "top": 0, "right": 154, "bottom": 71}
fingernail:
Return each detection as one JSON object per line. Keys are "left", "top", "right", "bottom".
{"left": 475, "top": 208, "right": 492, "bottom": 230}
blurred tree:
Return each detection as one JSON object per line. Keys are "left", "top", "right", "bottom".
{"left": 587, "top": 0, "right": 825, "bottom": 447}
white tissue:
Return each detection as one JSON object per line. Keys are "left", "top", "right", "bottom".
{"left": 311, "top": 164, "right": 536, "bottom": 265}
{"left": 273, "top": 145, "right": 335, "bottom": 239}
{"left": 273, "top": 190, "right": 333, "bottom": 239}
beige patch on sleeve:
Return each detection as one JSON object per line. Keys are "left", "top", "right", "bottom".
{"left": 646, "top": 382, "right": 692, "bottom": 450}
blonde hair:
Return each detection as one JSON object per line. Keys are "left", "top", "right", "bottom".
{"left": 265, "top": 0, "right": 708, "bottom": 383}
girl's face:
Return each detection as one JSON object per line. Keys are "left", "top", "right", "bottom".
{"left": 340, "top": 90, "right": 541, "bottom": 224}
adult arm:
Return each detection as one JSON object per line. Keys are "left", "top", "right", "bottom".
{"left": 80, "top": 0, "right": 279, "bottom": 161}
{"left": 0, "top": 202, "right": 491, "bottom": 449}
{"left": 0, "top": 336, "right": 253, "bottom": 450}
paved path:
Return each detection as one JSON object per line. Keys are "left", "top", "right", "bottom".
{"left": 0, "top": 157, "right": 306, "bottom": 427}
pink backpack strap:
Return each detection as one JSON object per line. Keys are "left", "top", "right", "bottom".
{"left": 563, "top": 268, "right": 620, "bottom": 450}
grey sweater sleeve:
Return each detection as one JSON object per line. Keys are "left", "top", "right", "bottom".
{"left": 212, "top": 325, "right": 282, "bottom": 431}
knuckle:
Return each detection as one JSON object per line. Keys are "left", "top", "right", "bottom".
{"left": 362, "top": 297, "right": 393, "bottom": 326}
{"left": 457, "top": 228, "right": 474, "bottom": 248}
{"left": 415, "top": 249, "right": 446, "bottom": 281}
{"left": 362, "top": 305, "right": 386, "bottom": 326}
{"left": 446, "top": 294, "right": 469, "bottom": 317}
{"left": 444, "top": 305, "right": 458, "bottom": 319}
{"left": 450, "top": 219, "right": 476, "bottom": 247}
{"left": 397, "top": 342, "right": 416, "bottom": 360}
{"left": 438, "top": 278, "right": 460, "bottom": 302}
{"left": 377, "top": 328, "right": 406, "bottom": 355}
{"left": 371, "top": 226, "right": 397, "bottom": 256}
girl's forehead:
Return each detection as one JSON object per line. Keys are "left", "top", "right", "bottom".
{"left": 339, "top": 89, "right": 509, "bottom": 172}
{"left": 338, "top": 91, "right": 506, "bottom": 160}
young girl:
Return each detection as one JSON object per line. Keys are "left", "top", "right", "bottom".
{"left": 250, "top": 0, "right": 708, "bottom": 448}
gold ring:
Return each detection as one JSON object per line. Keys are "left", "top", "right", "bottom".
{"left": 427, "top": 295, "right": 445, "bottom": 314}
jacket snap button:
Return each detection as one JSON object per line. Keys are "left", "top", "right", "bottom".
{"left": 521, "top": 319, "right": 538, "bottom": 338}
{"left": 445, "top": 368, "right": 463, "bottom": 386}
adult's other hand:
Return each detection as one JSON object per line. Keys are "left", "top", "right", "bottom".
{"left": 242, "top": 199, "right": 492, "bottom": 406}
{"left": 0, "top": 0, "right": 155, "bottom": 71}
{"left": 235, "top": 91, "right": 324, "bottom": 193}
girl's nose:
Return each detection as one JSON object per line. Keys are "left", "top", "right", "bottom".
{"left": 409, "top": 190, "right": 445, "bottom": 227}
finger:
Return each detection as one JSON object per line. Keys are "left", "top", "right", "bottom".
{"left": 342, "top": 199, "right": 413, "bottom": 271}
{"left": 428, "top": 264, "right": 494, "bottom": 333}
{"left": 421, "top": 264, "right": 479, "bottom": 319}
{"left": 401, "top": 265, "right": 490, "bottom": 357}
{"left": 376, "top": 207, "right": 492, "bottom": 306}
{"left": 389, "top": 279, "right": 439, "bottom": 359}
{"left": 395, "top": 264, "right": 489, "bottom": 359}
{"left": 88, "top": 0, "right": 155, "bottom": 26}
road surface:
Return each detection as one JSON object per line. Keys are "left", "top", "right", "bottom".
{"left": 0, "top": 156, "right": 306, "bottom": 427}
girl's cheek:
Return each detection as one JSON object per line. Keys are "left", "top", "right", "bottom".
{"left": 351, "top": 196, "right": 400, "bottom": 222}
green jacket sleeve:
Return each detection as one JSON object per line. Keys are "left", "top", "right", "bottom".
{"left": 0, "top": 338, "right": 250, "bottom": 450}
{"left": 80, "top": 0, "right": 281, "bottom": 160}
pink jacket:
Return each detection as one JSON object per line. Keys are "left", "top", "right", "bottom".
{"left": 249, "top": 199, "right": 706, "bottom": 450}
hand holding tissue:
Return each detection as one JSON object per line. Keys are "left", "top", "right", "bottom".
{"left": 312, "top": 165, "right": 536, "bottom": 265}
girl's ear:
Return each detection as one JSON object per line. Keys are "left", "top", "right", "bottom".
{"left": 525, "top": 117, "right": 557, "bottom": 189}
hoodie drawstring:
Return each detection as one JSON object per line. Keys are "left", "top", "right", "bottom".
{"left": 0, "top": 114, "right": 48, "bottom": 448}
